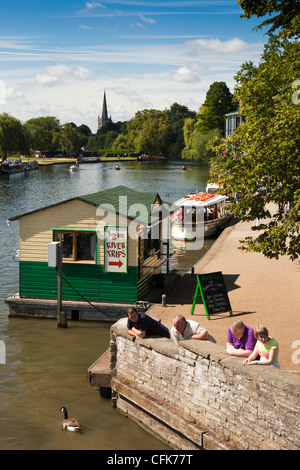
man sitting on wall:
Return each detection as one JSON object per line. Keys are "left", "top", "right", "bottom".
{"left": 171, "top": 315, "right": 209, "bottom": 343}
{"left": 126, "top": 307, "right": 170, "bottom": 339}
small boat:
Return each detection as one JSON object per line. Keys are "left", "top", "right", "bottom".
{"left": 1, "top": 160, "right": 24, "bottom": 174}
{"left": 171, "top": 192, "right": 232, "bottom": 240}
{"left": 69, "top": 164, "right": 78, "bottom": 171}
{"left": 23, "top": 160, "right": 39, "bottom": 171}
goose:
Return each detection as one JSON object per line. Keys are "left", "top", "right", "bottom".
{"left": 60, "top": 406, "right": 82, "bottom": 431}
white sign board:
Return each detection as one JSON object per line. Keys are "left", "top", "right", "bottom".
{"left": 104, "top": 227, "right": 128, "bottom": 273}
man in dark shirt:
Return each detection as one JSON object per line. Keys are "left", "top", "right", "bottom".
{"left": 126, "top": 307, "right": 170, "bottom": 339}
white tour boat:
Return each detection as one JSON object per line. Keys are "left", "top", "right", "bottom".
{"left": 171, "top": 192, "right": 232, "bottom": 241}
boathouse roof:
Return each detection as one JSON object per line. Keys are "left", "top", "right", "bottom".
{"left": 8, "top": 185, "right": 166, "bottom": 226}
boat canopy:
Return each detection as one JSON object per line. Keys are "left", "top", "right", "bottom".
{"left": 173, "top": 192, "right": 228, "bottom": 208}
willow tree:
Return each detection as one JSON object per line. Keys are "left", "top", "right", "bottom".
{"left": 0, "top": 113, "right": 30, "bottom": 158}
{"left": 209, "top": 36, "right": 300, "bottom": 260}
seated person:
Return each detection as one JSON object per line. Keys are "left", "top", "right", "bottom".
{"left": 243, "top": 324, "right": 280, "bottom": 368}
{"left": 171, "top": 315, "right": 209, "bottom": 343}
{"left": 126, "top": 307, "right": 170, "bottom": 339}
{"left": 226, "top": 320, "right": 256, "bottom": 358}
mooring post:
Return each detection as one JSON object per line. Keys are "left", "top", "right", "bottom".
{"left": 57, "top": 243, "right": 67, "bottom": 328}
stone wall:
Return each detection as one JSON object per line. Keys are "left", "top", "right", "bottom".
{"left": 110, "top": 318, "right": 300, "bottom": 450}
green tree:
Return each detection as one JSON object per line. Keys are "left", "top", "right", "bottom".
{"left": 55, "top": 123, "right": 81, "bottom": 156}
{"left": 196, "top": 82, "right": 235, "bottom": 135}
{"left": 238, "top": 0, "right": 300, "bottom": 37}
{"left": 209, "top": 36, "right": 300, "bottom": 260}
{"left": 166, "top": 103, "right": 196, "bottom": 159}
{"left": 0, "top": 113, "right": 30, "bottom": 158}
{"left": 24, "top": 116, "right": 60, "bottom": 152}
{"left": 127, "top": 109, "right": 171, "bottom": 154}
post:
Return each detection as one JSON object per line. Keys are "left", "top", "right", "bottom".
{"left": 56, "top": 243, "right": 67, "bottom": 328}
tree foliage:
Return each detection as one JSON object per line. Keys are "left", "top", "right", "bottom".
{"left": 0, "top": 113, "right": 30, "bottom": 158}
{"left": 54, "top": 123, "right": 82, "bottom": 156}
{"left": 196, "top": 81, "right": 235, "bottom": 135}
{"left": 209, "top": 36, "right": 300, "bottom": 260}
{"left": 182, "top": 81, "right": 234, "bottom": 162}
{"left": 24, "top": 116, "right": 60, "bottom": 152}
{"left": 126, "top": 109, "right": 171, "bottom": 155}
{"left": 238, "top": 0, "right": 300, "bottom": 37}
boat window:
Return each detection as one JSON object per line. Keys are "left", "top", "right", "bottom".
{"left": 54, "top": 230, "right": 96, "bottom": 262}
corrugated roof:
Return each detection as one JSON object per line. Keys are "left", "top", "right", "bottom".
{"left": 8, "top": 185, "right": 164, "bottom": 226}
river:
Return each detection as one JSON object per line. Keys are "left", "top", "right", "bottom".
{"left": 0, "top": 160, "right": 213, "bottom": 450}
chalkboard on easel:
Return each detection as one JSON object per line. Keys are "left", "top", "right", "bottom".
{"left": 191, "top": 271, "right": 232, "bottom": 320}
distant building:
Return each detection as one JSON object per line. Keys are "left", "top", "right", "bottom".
{"left": 98, "top": 91, "right": 112, "bottom": 131}
{"left": 225, "top": 110, "right": 246, "bottom": 138}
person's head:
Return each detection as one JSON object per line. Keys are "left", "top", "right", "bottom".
{"left": 172, "top": 315, "right": 186, "bottom": 334}
{"left": 127, "top": 307, "right": 139, "bottom": 323}
{"left": 230, "top": 320, "right": 245, "bottom": 339}
{"left": 254, "top": 325, "right": 269, "bottom": 343}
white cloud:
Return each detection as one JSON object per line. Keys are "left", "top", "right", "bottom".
{"left": 86, "top": 1, "right": 105, "bottom": 9}
{"left": 35, "top": 64, "right": 95, "bottom": 86}
{"left": 171, "top": 64, "right": 201, "bottom": 83}
{"left": 186, "top": 37, "right": 249, "bottom": 53}
{"left": 36, "top": 73, "right": 58, "bottom": 86}
{"left": 75, "top": 66, "right": 96, "bottom": 80}
{"left": 79, "top": 24, "right": 99, "bottom": 30}
{"left": 140, "top": 15, "right": 156, "bottom": 25}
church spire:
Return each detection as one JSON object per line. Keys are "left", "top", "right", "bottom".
{"left": 98, "top": 90, "right": 112, "bottom": 131}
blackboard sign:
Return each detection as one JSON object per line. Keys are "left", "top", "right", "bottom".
{"left": 191, "top": 272, "right": 232, "bottom": 320}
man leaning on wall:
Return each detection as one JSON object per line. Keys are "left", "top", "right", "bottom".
{"left": 171, "top": 315, "right": 210, "bottom": 343}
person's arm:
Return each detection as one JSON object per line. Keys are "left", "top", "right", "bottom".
{"left": 244, "top": 348, "right": 277, "bottom": 366}
{"left": 226, "top": 342, "right": 253, "bottom": 357}
{"left": 191, "top": 330, "right": 209, "bottom": 340}
{"left": 242, "top": 342, "right": 261, "bottom": 365}
{"left": 126, "top": 326, "right": 146, "bottom": 338}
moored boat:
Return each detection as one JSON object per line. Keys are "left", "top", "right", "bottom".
{"left": 23, "top": 160, "right": 39, "bottom": 171}
{"left": 1, "top": 160, "right": 24, "bottom": 174}
{"left": 171, "top": 192, "right": 232, "bottom": 240}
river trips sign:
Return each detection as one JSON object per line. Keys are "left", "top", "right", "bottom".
{"left": 104, "top": 226, "right": 128, "bottom": 273}
{"left": 191, "top": 271, "right": 232, "bottom": 320}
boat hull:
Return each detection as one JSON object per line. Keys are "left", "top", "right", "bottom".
{"left": 171, "top": 215, "right": 232, "bottom": 240}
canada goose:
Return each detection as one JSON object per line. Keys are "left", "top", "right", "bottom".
{"left": 60, "top": 406, "right": 82, "bottom": 431}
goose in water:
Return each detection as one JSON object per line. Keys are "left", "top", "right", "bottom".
{"left": 60, "top": 407, "right": 82, "bottom": 431}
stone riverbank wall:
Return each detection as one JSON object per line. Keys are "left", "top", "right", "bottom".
{"left": 109, "top": 319, "right": 300, "bottom": 450}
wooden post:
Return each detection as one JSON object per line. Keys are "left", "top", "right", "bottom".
{"left": 57, "top": 243, "right": 67, "bottom": 328}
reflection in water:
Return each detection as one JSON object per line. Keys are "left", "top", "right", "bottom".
{"left": 0, "top": 160, "right": 212, "bottom": 449}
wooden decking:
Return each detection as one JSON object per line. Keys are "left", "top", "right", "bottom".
{"left": 87, "top": 349, "right": 114, "bottom": 396}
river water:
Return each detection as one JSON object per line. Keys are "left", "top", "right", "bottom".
{"left": 0, "top": 160, "right": 213, "bottom": 450}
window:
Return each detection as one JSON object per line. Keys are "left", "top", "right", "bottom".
{"left": 54, "top": 230, "right": 96, "bottom": 262}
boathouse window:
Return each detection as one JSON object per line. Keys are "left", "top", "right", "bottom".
{"left": 53, "top": 230, "right": 96, "bottom": 262}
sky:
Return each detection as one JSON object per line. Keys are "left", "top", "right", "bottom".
{"left": 0, "top": 0, "right": 268, "bottom": 133}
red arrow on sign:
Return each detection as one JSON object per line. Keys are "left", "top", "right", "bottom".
{"left": 108, "top": 259, "right": 123, "bottom": 268}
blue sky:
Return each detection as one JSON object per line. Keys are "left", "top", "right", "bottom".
{"left": 0, "top": 1, "right": 267, "bottom": 132}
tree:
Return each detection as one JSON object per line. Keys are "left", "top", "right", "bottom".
{"left": 0, "top": 113, "right": 30, "bottom": 158}
{"left": 166, "top": 103, "right": 196, "bottom": 159}
{"left": 24, "top": 116, "right": 60, "bottom": 152}
{"left": 55, "top": 123, "right": 81, "bottom": 156}
{"left": 126, "top": 109, "right": 171, "bottom": 154}
{"left": 209, "top": 36, "right": 300, "bottom": 260}
{"left": 196, "top": 82, "right": 235, "bottom": 135}
{"left": 238, "top": 0, "right": 300, "bottom": 37}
